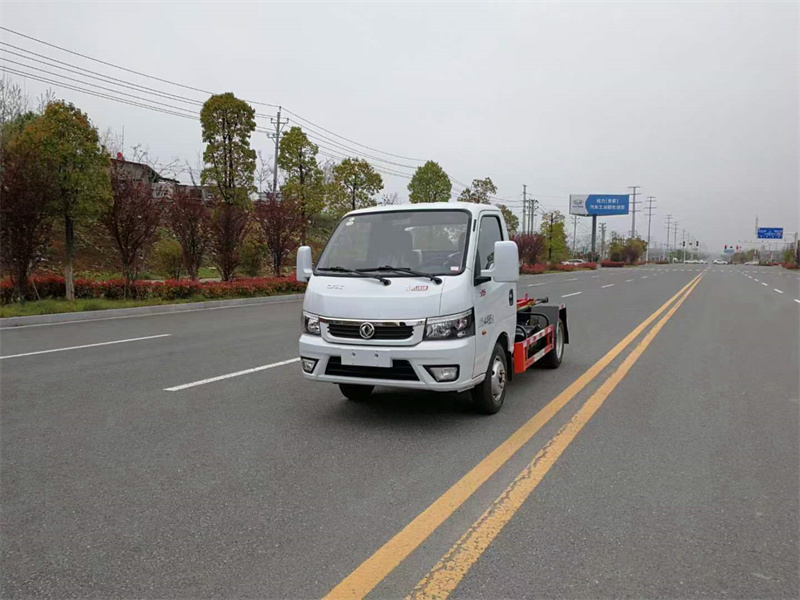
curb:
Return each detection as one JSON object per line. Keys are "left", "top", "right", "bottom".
{"left": 0, "top": 293, "right": 306, "bottom": 328}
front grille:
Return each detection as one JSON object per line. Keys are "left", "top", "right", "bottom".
{"left": 325, "top": 357, "right": 419, "bottom": 381}
{"left": 327, "top": 323, "right": 414, "bottom": 340}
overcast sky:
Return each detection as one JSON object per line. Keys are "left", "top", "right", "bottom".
{"left": 2, "top": 1, "right": 797, "bottom": 252}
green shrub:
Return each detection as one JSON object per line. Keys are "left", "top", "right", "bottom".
{"left": 151, "top": 238, "right": 183, "bottom": 279}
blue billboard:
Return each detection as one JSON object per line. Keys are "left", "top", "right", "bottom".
{"left": 569, "top": 194, "right": 630, "bottom": 216}
{"left": 757, "top": 227, "right": 783, "bottom": 239}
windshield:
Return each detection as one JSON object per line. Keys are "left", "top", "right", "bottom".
{"left": 316, "top": 209, "right": 471, "bottom": 276}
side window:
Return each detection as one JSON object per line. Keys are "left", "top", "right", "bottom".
{"left": 475, "top": 215, "right": 503, "bottom": 271}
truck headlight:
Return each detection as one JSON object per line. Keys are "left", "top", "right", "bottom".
{"left": 302, "top": 311, "right": 321, "bottom": 335}
{"left": 424, "top": 309, "right": 475, "bottom": 340}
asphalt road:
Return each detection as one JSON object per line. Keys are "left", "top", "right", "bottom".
{"left": 1, "top": 265, "right": 798, "bottom": 599}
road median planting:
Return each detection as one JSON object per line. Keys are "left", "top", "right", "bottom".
{"left": 0, "top": 274, "right": 306, "bottom": 317}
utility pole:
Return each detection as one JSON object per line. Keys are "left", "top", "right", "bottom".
{"left": 599, "top": 222, "right": 607, "bottom": 260}
{"left": 572, "top": 215, "right": 578, "bottom": 256}
{"left": 522, "top": 185, "right": 527, "bottom": 235}
{"left": 628, "top": 186, "right": 640, "bottom": 238}
{"left": 530, "top": 198, "right": 537, "bottom": 234}
{"left": 665, "top": 214, "right": 672, "bottom": 260}
{"left": 268, "top": 106, "right": 288, "bottom": 196}
{"left": 548, "top": 213, "right": 555, "bottom": 262}
{"left": 672, "top": 222, "right": 679, "bottom": 261}
{"left": 644, "top": 196, "right": 656, "bottom": 262}
{"left": 681, "top": 229, "right": 687, "bottom": 263}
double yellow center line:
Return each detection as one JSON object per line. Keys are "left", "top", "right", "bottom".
{"left": 326, "top": 274, "right": 704, "bottom": 600}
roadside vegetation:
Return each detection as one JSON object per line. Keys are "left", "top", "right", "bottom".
{"left": 0, "top": 80, "right": 658, "bottom": 314}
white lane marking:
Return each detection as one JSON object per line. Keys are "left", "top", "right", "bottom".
{"left": 601, "top": 284, "right": 614, "bottom": 288}
{"left": 774, "top": 289, "right": 784, "bottom": 294}
{"left": 527, "top": 283, "right": 546, "bottom": 287}
{"left": 754, "top": 279, "right": 759, "bottom": 282}
{"left": 561, "top": 291, "right": 582, "bottom": 298}
{"left": 565, "top": 278, "right": 579, "bottom": 281}
{"left": 0, "top": 334, "right": 171, "bottom": 360}
{"left": 0, "top": 297, "right": 303, "bottom": 330}
{"left": 165, "top": 357, "right": 300, "bottom": 391}
{"left": 794, "top": 299, "right": 800, "bottom": 304}
{"left": 761, "top": 282, "right": 768, "bottom": 286}
{"left": 591, "top": 275, "right": 599, "bottom": 278}
{"left": 641, "top": 276, "right": 649, "bottom": 279}
{"left": 625, "top": 279, "right": 634, "bottom": 282}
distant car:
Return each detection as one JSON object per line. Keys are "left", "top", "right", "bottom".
{"left": 562, "top": 259, "right": 584, "bottom": 265}
{"left": 744, "top": 260, "right": 759, "bottom": 265}
{"left": 713, "top": 259, "right": 727, "bottom": 265}
{"left": 699, "top": 259, "right": 707, "bottom": 264}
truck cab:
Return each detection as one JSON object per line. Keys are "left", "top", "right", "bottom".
{"left": 297, "top": 202, "right": 558, "bottom": 413}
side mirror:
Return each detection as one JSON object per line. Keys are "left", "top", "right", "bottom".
{"left": 481, "top": 241, "right": 519, "bottom": 283}
{"left": 296, "top": 246, "right": 313, "bottom": 282}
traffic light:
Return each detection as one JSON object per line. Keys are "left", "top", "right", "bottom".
{"left": 725, "top": 245, "right": 728, "bottom": 250}
{"left": 682, "top": 240, "right": 685, "bottom": 247}
{"left": 696, "top": 240, "right": 699, "bottom": 247}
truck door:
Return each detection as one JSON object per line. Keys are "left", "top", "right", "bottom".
{"left": 472, "top": 213, "right": 513, "bottom": 378}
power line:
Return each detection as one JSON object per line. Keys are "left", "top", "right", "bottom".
{"left": 0, "top": 26, "right": 432, "bottom": 166}
{"left": 0, "top": 25, "right": 280, "bottom": 108}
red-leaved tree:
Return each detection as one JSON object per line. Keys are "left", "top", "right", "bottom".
{"left": 253, "top": 196, "right": 302, "bottom": 276}
{"left": 103, "top": 165, "right": 163, "bottom": 297}
{"left": 167, "top": 187, "right": 211, "bottom": 279}
{"left": 209, "top": 197, "right": 250, "bottom": 281}
{"left": 513, "top": 232, "right": 546, "bottom": 265}
{"left": 0, "top": 134, "right": 56, "bottom": 302}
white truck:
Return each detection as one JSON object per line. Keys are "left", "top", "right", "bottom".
{"left": 296, "top": 202, "right": 568, "bottom": 414}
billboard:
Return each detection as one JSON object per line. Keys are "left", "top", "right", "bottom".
{"left": 757, "top": 227, "right": 783, "bottom": 239}
{"left": 569, "top": 194, "right": 630, "bottom": 216}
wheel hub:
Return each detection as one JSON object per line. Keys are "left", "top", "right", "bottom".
{"left": 491, "top": 357, "right": 506, "bottom": 401}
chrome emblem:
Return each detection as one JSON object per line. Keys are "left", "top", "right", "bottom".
{"left": 359, "top": 322, "right": 375, "bottom": 339}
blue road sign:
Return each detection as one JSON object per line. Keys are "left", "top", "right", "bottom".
{"left": 723, "top": 248, "right": 734, "bottom": 254}
{"left": 757, "top": 227, "right": 783, "bottom": 239}
{"left": 569, "top": 194, "right": 630, "bottom": 216}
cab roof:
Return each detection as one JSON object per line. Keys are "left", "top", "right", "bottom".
{"left": 346, "top": 202, "right": 501, "bottom": 217}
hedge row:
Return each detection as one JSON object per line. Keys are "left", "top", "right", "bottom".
{"left": 520, "top": 262, "right": 597, "bottom": 275}
{"left": 782, "top": 263, "right": 799, "bottom": 270}
{"left": 1, "top": 275, "right": 306, "bottom": 305}
{"left": 600, "top": 260, "right": 627, "bottom": 268}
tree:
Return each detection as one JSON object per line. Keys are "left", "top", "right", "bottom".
{"left": 200, "top": 93, "right": 256, "bottom": 280}
{"left": 539, "top": 211, "right": 568, "bottom": 263}
{"left": 498, "top": 204, "right": 519, "bottom": 235}
{"left": 36, "top": 101, "right": 111, "bottom": 300}
{"left": 0, "top": 77, "right": 32, "bottom": 148}
{"left": 253, "top": 196, "right": 302, "bottom": 276}
{"left": 512, "top": 233, "right": 546, "bottom": 265}
{"left": 329, "top": 158, "right": 383, "bottom": 215}
{"left": 208, "top": 198, "right": 250, "bottom": 281}
{"left": 0, "top": 119, "right": 56, "bottom": 302}
{"left": 457, "top": 177, "right": 496, "bottom": 204}
{"left": 278, "top": 126, "right": 324, "bottom": 244}
{"left": 380, "top": 192, "right": 402, "bottom": 205}
{"left": 200, "top": 93, "right": 256, "bottom": 206}
{"left": 408, "top": 160, "right": 451, "bottom": 203}
{"left": 104, "top": 164, "right": 163, "bottom": 296}
{"left": 166, "top": 187, "right": 211, "bottom": 280}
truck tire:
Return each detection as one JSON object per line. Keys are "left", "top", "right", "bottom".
{"left": 472, "top": 343, "right": 508, "bottom": 415}
{"left": 541, "top": 319, "right": 565, "bottom": 369}
{"left": 339, "top": 383, "right": 374, "bottom": 401}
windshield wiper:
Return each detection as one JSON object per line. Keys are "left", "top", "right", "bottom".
{"left": 358, "top": 265, "right": 442, "bottom": 285}
{"left": 317, "top": 266, "right": 390, "bottom": 285}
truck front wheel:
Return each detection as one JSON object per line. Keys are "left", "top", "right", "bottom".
{"left": 339, "top": 383, "right": 374, "bottom": 401}
{"left": 472, "top": 343, "right": 508, "bottom": 415}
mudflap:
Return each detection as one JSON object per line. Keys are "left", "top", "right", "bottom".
{"left": 528, "top": 304, "right": 569, "bottom": 344}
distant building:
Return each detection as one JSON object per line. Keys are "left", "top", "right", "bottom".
{"left": 111, "top": 154, "right": 179, "bottom": 199}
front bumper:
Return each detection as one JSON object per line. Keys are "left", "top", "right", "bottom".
{"left": 299, "top": 334, "right": 481, "bottom": 392}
